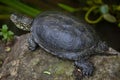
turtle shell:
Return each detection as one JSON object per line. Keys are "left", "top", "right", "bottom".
{"left": 31, "top": 11, "right": 99, "bottom": 59}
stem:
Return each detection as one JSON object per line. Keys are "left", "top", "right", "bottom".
{"left": 85, "top": 6, "right": 103, "bottom": 24}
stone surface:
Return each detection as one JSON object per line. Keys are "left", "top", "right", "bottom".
{"left": 0, "top": 34, "right": 120, "bottom": 80}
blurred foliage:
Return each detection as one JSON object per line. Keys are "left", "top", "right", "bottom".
{"left": 58, "top": 0, "right": 120, "bottom": 27}
{"left": 0, "top": 0, "right": 41, "bottom": 19}
{"left": 0, "top": 0, "right": 119, "bottom": 27}
{"left": 58, "top": 3, "right": 79, "bottom": 12}
{"left": 0, "top": 24, "right": 14, "bottom": 42}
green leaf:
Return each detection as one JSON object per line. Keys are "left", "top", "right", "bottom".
{"left": 103, "top": 13, "right": 117, "bottom": 23}
{"left": 94, "top": 0, "right": 103, "bottom": 4}
{"left": 58, "top": 3, "right": 77, "bottom": 12}
{"left": 86, "top": 0, "right": 93, "bottom": 5}
{"left": 2, "top": 24, "right": 8, "bottom": 33}
{"left": 8, "top": 31, "right": 14, "bottom": 35}
{"left": 0, "top": 0, "right": 41, "bottom": 17}
{"left": 116, "top": 5, "right": 120, "bottom": 11}
{"left": 2, "top": 24, "right": 8, "bottom": 30}
{"left": 118, "top": 23, "right": 120, "bottom": 27}
{"left": 0, "top": 32, "right": 2, "bottom": 36}
{"left": 3, "top": 33, "right": 8, "bottom": 39}
{"left": 100, "top": 5, "right": 109, "bottom": 14}
{"left": 0, "top": 24, "right": 14, "bottom": 41}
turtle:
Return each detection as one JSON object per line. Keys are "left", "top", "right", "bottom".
{"left": 10, "top": 11, "right": 116, "bottom": 79}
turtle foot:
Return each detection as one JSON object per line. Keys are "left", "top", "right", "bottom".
{"left": 28, "top": 35, "right": 37, "bottom": 51}
{"left": 75, "top": 59, "right": 94, "bottom": 77}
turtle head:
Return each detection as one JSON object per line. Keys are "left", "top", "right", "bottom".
{"left": 10, "top": 13, "right": 33, "bottom": 31}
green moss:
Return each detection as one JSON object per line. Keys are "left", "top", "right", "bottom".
{"left": 53, "top": 60, "right": 74, "bottom": 76}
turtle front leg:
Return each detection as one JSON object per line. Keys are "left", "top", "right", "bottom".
{"left": 28, "top": 35, "right": 38, "bottom": 51}
{"left": 74, "top": 59, "right": 94, "bottom": 77}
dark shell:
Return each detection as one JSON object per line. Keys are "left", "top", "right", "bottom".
{"left": 31, "top": 11, "right": 100, "bottom": 59}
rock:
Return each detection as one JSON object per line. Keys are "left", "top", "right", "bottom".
{"left": 0, "top": 33, "right": 120, "bottom": 80}
{"left": 0, "top": 41, "right": 6, "bottom": 67}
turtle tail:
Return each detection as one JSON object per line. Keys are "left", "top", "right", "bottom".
{"left": 95, "top": 41, "right": 118, "bottom": 56}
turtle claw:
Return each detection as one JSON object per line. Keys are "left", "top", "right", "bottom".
{"left": 75, "top": 59, "right": 94, "bottom": 77}
{"left": 82, "top": 65, "right": 94, "bottom": 76}
{"left": 28, "top": 45, "right": 36, "bottom": 51}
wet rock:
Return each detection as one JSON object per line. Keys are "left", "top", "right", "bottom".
{"left": 0, "top": 34, "right": 120, "bottom": 80}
